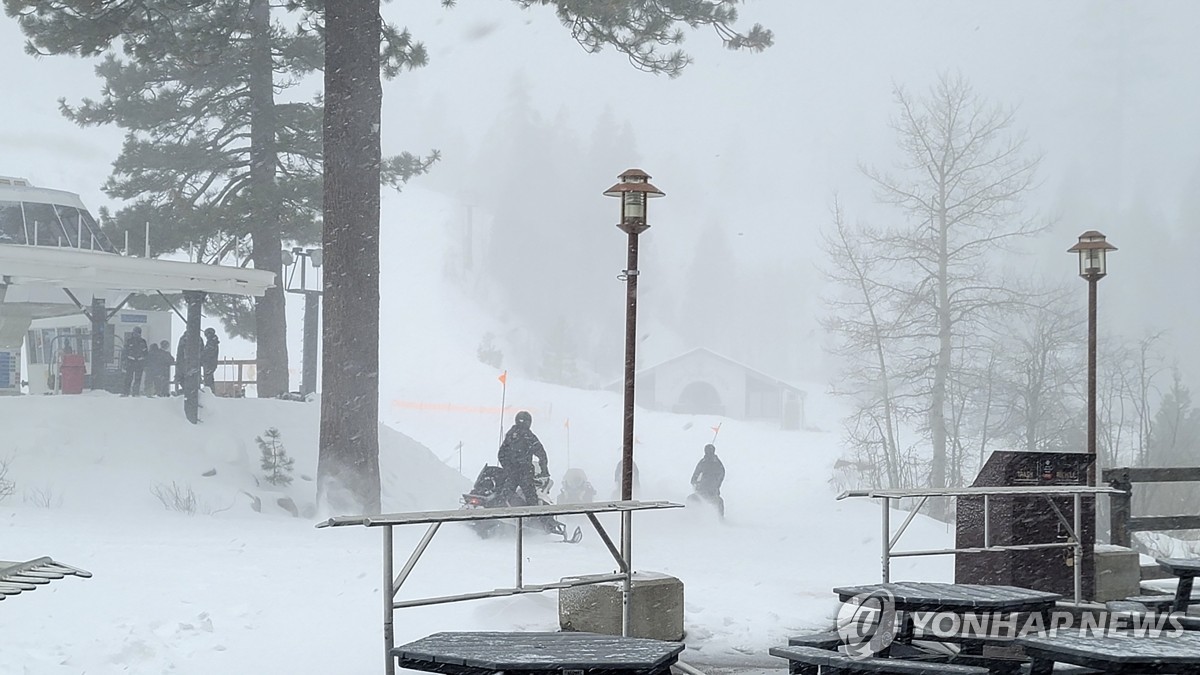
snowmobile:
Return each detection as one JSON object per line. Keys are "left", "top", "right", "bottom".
{"left": 557, "top": 468, "right": 596, "bottom": 504}
{"left": 461, "top": 464, "right": 583, "bottom": 543}
{"left": 687, "top": 487, "right": 726, "bottom": 521}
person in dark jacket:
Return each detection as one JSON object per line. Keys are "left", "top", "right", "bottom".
{"left": 175, "top": 330, "right": 199, "bottom": 393}
{"left": 121, "top": 326, "right": 148, "bottom": 396}
{"left": 612, "top": 457, "right": 641, "bottom": 500}
{"left": 145, "top": 340, "right": 175, "bottom": 397}
{"left": 690, "top": 443, "right": 726, "bottom": 519}
{"left": 159, "top": 340, "right": 176, "bottom": 396}
{"left": 497, "top": 410, "right": 549, "bottom": 506}
{"left": 201, "top": 327, "right": 220, "bottom": 392}
{"left": 145, "top": 343, "right": 164, "bottom": 397}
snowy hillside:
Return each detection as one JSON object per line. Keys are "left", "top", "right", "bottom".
{"left": 1, "top": 186, "right": 956, "bottom": 674}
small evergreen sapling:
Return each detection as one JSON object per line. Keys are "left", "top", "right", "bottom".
{"left": 258, "top": 428, "right": 295, "bottom": 487}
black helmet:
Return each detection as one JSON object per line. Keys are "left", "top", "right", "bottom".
{"left": 704, "top": 444, "right": 715, "bottom": 454}
{"left": 515, "top": 410, "right": 532, "bottom": 427}
{"left": 204, "top": 327, "right": 217, "bottom": 337}
{"left": 131, "top": 326, "right": 142, "bottom": 335}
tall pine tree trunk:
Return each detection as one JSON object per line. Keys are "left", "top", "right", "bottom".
{"left": 317, "top": 0, "right": 382, "bottom": 514}
{"left": 249, "top": 0, "right": 289, "bottom": 398}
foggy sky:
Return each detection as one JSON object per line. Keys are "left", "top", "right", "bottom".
{"left": 3, "top": 0, "right": 1198, "bottom": 384}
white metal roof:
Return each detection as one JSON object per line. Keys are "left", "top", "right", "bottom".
{"left": 0, "top": 244, "right": 275, "bottom": 296}
{"left": 0, "top": 181, "right": 89, "bottom": 210}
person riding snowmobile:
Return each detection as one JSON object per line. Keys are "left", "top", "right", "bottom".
{"left": 558, "top": 468, "right": 596, "bottom": 504}
{"left": 690, "top": 443, "right": 726, "bottom": 519}
{"left": 497, "top": 410, "right": 549, "bottom": 507}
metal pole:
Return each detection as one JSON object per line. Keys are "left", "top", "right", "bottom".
{"left": 882, "top": 497, "right": 891, "bottom": 582}
{"left": 621, "top": 230, "right": 639, "bottom": 501}
{"left": 1080, "top": 487, "right": 1089, "bottom": 605}
{"left": 516, "top": 517, "right": 524, "bottom": 589}
{"left": 384, "top": 525, "right": 395, "bottom": 675}
{"left": 620, "top": 229, "right": 640, "bottom": 638}
{"left": 1087, "top": 276, "right": 1097, "bottom": 487}
{"left": 622, "top": 509, "right": 632, "bottom": 636}
{"left": 183, "top": 291, "right": 205, "bottom": 424}
{"left": 302, "top": 291, "right": 319, "bottom": 395}
{"left": 89, "top": 297, "right": 106, "bottom": 392}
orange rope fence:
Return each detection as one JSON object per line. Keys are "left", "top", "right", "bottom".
{"left": 389, "top": 400, "right": 547, "bottom": 416}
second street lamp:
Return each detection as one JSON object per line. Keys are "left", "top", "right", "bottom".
{"left": 1067, "top": 230, "right": 1117, "bottom": 486}
{"left": 603, "top": 168, "right": 664, "bottom": 637}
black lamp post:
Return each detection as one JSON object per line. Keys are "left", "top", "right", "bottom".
{"left": 1067, "top": 230, "right": 1117, "bottom": 486}
{"left": 603, "top": 168, "right": 664, "bottom": 635}
{"left": 283, "top": 247, "right": 323, "bottom": 397}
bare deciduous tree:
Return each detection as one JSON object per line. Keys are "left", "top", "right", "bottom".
{"left": 822, "top": 200, "right": 908, "bottom": 489}
{"left": 855, "top": 72, "right": 1044, "bottom": 488}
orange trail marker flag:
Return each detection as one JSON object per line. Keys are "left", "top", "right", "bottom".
{"left": 497, "top": 371, "right": 509, "bottom": 446}
{"left": 711, "top": 423, "right": 722, "bottom": 442}
{"left": 564, "top": 418, "right": 571, "bottom": 468}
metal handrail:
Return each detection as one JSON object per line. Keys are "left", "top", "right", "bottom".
{"left": 318, "top": 499, "right": 684, "bottom": 675}
{"left": 841, "top": 486, "right": 1123, "bottom": 605}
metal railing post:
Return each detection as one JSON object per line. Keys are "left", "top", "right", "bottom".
{"left": 1108, "top": 470, "right": 1132, "bottom": 548}
{"left": 1080, "top": 487, "right": 1089, "bottom": 605}
{"left": 881, "top": 497, "right": 891, "bottom": 583}
{"left": 622, "top": 509, "right": 633, "bottom": 636}
{"left": 384, "top": 525, "right": 395, "bottom": 675}
{"left": 516, "top": 517, "right": 524, "bottom": 588}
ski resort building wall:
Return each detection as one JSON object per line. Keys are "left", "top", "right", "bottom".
{"left": 613, "top": 348, "right": 805, "bottom": 429}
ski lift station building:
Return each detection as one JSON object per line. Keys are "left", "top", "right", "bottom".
{"left": 614, "top": 347, "right": 806, "bottom": 430}
{"left": 0, "top": 176, "right": 274, "bottom": 395}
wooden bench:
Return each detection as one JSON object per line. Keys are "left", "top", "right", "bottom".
{"left": 1120, "top": 595, "right": 1175, "bottom": 612}
{"left": 1015, "top": 663, "right": 1098, "bottom": 674}
{"left": 393, "top": 631, "right": 683, "bottom": 675}
{"left": 771, "top": 645, "right": 990, "bottom": 675}
{"left": 788, "top": 632, "right": 845, "bottom": 650}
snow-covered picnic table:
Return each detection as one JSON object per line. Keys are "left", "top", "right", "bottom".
{"left": 393, "top": 631, "right": 684, "bottom": 675}
{"left": 1157, "top": 558, "right": 1200, "bottom": 614}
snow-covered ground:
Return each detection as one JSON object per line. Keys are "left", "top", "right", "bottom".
{"left": 0, "top": 188, "right": 954, "bottom": 673}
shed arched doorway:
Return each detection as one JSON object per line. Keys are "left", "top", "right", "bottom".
{"left": 674, "top": 380, "right": 724, "bottom": 415}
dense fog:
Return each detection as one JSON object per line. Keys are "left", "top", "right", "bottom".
{"left": 4, "top": 1, "right": 1199, "bottom": 481}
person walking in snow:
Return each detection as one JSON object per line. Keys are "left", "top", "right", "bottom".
{"left": 690, "top": 443, "right": 726, "bottom": 519}
{"left": 121, "top": 326, "right": 148, "bottom": 396}
{"left": 175, "top": 330, "right": 198, "bottom": 393}
{"left": 497, "top": 410, "right": 549, "bottom": 507}
{"left": 201, "top": 327, "right": 220, "bottom": 392}
{"left": 613, "top": 457, "right": 641, "bottom": 499}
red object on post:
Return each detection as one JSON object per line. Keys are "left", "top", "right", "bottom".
{"left": 60, "top": 354, "right": 86, "bottom": 395}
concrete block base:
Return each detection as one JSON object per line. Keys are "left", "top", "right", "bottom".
{"left": 1093, "top": 544, "right": 1141, "bottom": 602}
{"left": 558, "top": 571, "right": 684, "bottom": 642}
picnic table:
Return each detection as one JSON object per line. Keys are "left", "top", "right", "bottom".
{"left": 832, "top": 582, "right": 1061, "bottom": 657}
{"left": 1157, "top": 559, "right": 1200, "bottom": 614}
{"left": 835, "top": 582, "right": 1062, "bottom": 613}
{"left": 393, "top": 631, "right": 684, "bottom": 675}
{"left": 1017, "top": 630, "right": 1200, "bottom": 674}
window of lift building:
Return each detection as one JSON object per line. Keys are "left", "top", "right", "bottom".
{"left": 0, "top": 199, "right": 117, "bottom": 252}
{"left": 0, "top": 200, "right": 24, "bottom": 243}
